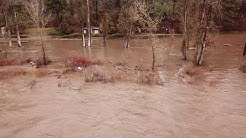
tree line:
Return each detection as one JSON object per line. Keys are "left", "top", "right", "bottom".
{"left": 0, "top": 0, "right": 245, "bottom": 67}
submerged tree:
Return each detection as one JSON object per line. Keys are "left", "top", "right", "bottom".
{"left": 86, "top": 0, "right": 92, "bottom": 47}
{"left": 11, "top": 1, "right": 28, "bottom": 47}
{"left": 134, "top": 0, "right": 160, "bottom": 70}
{"left": 0, "top": 0, "right": 29, "bottom": 47}
{"left": 100, "top": 12, "right": 112, "bottom": 47}
{"left": 117, "top": 0, "right": 138, "bottom": 48}
{"left": 25, "top": 0, "right": 51, "bottom": 64}
{"left": 99, "top": 0, "right": 114, "bottom": 47}
{"left": 194, "top": 0, "right": 222, "bottom": 65}
{"left": 0, "top": 0, "right": 13, "bottom": 47}
{"left": 71, "top": 0, "right": 87, "bottom": 47}
{"left": 177, "top": 0, "right": 222, "bottom": 65}
{"left": 176, "top": 0, "right": 194, "bottom": 60}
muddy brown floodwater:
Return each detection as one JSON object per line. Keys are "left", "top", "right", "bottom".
{"left": 0, "top": 33, "right": 246, "bottom": 137}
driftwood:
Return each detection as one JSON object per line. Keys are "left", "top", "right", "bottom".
{"left": 107, "top": 59, "right": 149, "bottom": 71}
{"left": 107, "top": 59, "right": 132, "bottom": 71}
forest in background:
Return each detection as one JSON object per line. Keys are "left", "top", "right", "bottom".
{"left": 0, "top": 0, "right": 245, "bottom": 36}
{"left": 0, "top": 0, "right": 245, "bottom": 68}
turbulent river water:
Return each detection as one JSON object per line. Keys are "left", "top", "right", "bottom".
{"left": 0, "top": 33, "right": 245, "bottom": 137}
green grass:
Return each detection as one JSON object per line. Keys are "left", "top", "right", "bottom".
{"left": 25, "top": 27, "right": 59, "bottom": 36}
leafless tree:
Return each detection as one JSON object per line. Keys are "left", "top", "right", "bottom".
{"left": 72, "top": 0, "right": 87, "bottom": 47}
{"left": 118, "top": 0, "right": 138, "bottom": 48}
{"left": 97, "top": 0, "right": 112, "bottom": 47}
{"left": 14, "top": 9, "right": 22, "bottom": 47}
{"left": 180, "top": 0, "right": 189, "bottom": 60}
{"left": 0, "top": 0, "right": 12, "bottom": 47}
{"left": 194, "top": 0, "right": 222, "bottom": 65}
{"left": 133, "top": 0, "right": 161, "bottom": 70}
{"left": 6, "top": 17, "right": 12, "bottom": 47}
{"left": 25, "top": 0, "right": 51, "bottom": 64}
{"left": 177, "top": 0, "right": 222, "bottom": 65}
{"left": 86, "top": 0, "right": 92, "bottom": 47}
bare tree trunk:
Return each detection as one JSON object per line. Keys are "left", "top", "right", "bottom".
{"left": 151, "top": 43, "right": 155, "bottom": 70}
{"left": 1, "top": 27, "right": 8, "bottom": 59}
{"left": 172, "top": 0, "right": 176, "bottom": 17}
{"left": 87, "top": 0, "right": 92, "bottom": 47}
{"left": 16, "top": 25, "right": 21, "bottom": 47}
{"left": 195, "top": 0, "right": 211, "bottom": 66}
{"left": 124, "top": 23, "right": 132, "bottom": 48}
{"left": 1, "top": 27, "right": 6, "bottom": 46}
{"left": 4, "top": 13, "right": 12, "bottom": 47}
{"left": 81, "top": 25, "right": 86, "bottom": 47}
{"left": 3, "top": 13, "right": 8, "bottom": 47}
{"left": 103, "top": 35, "right": 107, "bottom": 47}
{"left": 196, "top": 29, "right": 208, "bottom": 65}
{"left": 14, "top": 10, "right": 22, "bottom": 47}
{"left": 170, "top": 29, "right": 175, "bottom": 49}
{"left": 39, "top": 26, "right": 47, "bottom": 64}
{"left": 182, "top": 1, "right": 188, "bottom": 60}
{"left": 150, "top": 32, "right": 157, "bottom": 70}
{"left": 7, "top": 29, "right": 12, "bottom": 47}
{"left": 124, "top": 35, "right": 130, "bottom": 48}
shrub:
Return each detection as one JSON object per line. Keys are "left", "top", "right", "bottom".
{"left": 84, "top": 65, "right": 114, "bottom": 83}
{"left": 28, "top": 69, "right": 50, "bottom": 77}
{"left": 58, "top": 21, "right": 72, "bottom": 35}
{"left": 175, "top": 62, "right": 200, "bottom": 83}
{"left": 26, "top": 58, "right": 51, "bottom": 68}
{"left": 48, "top": 29, "right": 62, "bottom": 36}
{"left": 0, "top": 60, "right": 13, "bottom": 66}
{"left": 67, "top": 56, "right": 103, "bottom": 68}
{"left": 137, "top": 71, "right": 164, "bottom": 85}
{"left": 138, "top": 71, "right": 155, "bottom": 85}
{"left": 0, "top": 69, "right": 26, "bottom": 80}
{"left": 72, "top": 56, "right": 92, "bottom": 67}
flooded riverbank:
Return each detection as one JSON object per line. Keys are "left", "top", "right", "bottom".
{"left": 0, "top": 33, "right": 245, "bottom": 137}
{"left": 0, "top": 69, "right": 245, "bottom": 137}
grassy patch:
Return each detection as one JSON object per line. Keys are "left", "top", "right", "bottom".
{"left": 48, "top": 28, "right": 62, "bottom": 36}
{"left": 92, "top": 33, "right": 102, "bottom": 37}
{"left": 109, "top": 33, "right": 125, "bottom": 39}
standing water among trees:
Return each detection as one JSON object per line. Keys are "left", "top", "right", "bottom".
{"left": 0, "top": 0, "right": 245, "bottom": 137}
